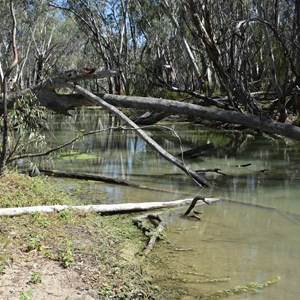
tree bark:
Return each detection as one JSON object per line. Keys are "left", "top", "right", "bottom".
{"left": 0, "top": 0, "right": 18, "bottom": 177}
{"left": 0, "top": 197, "right": 220, "bottom": 217}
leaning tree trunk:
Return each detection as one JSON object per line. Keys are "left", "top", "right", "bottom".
{"left": 70, "top": 84, "right": 210, "bottom": 188}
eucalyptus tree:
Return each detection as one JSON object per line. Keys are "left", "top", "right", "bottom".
{"left": 49, "top": 0, "right": 138, "bottom": 95}
{"left": 181, "top": 0, "right": 300, "bottom": 120}
{"left": 0, "top": 0, "right": 18, "bottom": 177}
{"left": 0, "top": 0, "right": 85, "bottom": 177}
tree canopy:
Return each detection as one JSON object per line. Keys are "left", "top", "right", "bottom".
{"left": 1, "top": 0, "right": 300, "bottom": 177}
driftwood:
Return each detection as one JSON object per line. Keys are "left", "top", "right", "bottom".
{"left": 183, "top": 196, "right": 210, "bottom": 215}
{"left": 195, "top": 168, "right": 227, "bottom": 176}
{"left": 133, "top": 214, "right": 166, "bottom": 256}
{"left": 144, "top": 216, "right": 166, "bottom": 255}
{"left": 0, "top": 197, "right": 220, "bottom": 217}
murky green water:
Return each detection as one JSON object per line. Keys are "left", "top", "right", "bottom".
{"left": 43, "top": 109, "right": 300, "bottom": 299}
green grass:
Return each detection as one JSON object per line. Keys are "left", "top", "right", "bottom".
{"left": 0, "top": 170, "right": 160, "bottom": 299}
{"left": 0, "top": 169, "right": 76, "bottom": 208}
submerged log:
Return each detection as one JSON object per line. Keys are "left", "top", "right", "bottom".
{"left": 177, "top": 143, "right": 214, "bottom": 158}
{"left": 39, "top": 169, "right": 139, "bottom": 187}
{"left": 0, "top": 197, "right": 220, "bottom": 217}
{"left": 39, "top": 169, "right": 189, "bottom": 195}
{"left": 136, "top": 214, "right": 166, "bottom": 256}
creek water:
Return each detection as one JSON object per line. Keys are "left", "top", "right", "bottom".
{"left": 43, "top": 109, "right": 300, "bottom": 299}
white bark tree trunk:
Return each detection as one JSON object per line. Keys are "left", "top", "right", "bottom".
{"left": 0, "top": 198, "right": 219, "bottom": 217}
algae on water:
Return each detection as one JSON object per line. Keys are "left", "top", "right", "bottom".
{"left": 202, "top": 275, "right": 281, "bottom": 299}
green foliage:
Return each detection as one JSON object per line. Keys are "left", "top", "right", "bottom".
{"left": 59, "top": 209, "right": 73, "bottom": 220}
{"left": 3, "top": 95, "right": 48, "bottom": 174}
{"left": 0, "top": 170, "right": 76, "bottom": 208}
{"left": 30, "top": 271, "right": 42, "bottom": 284}
{"left": 26, "top": 233, "right": 45, "bottom": 252}
{"left": 59, "top": 241, "right": 75, "bottom": 268}
{"left": 98, "top": 283, "right": 114, "bottom": 298}
{"left": 18, "top": 290, "right": 33, "bottom": 300}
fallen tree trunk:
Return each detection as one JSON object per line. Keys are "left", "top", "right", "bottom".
{"left": 4, "top": 69, "right": 300, "bottom": 140}
{"left": 0, "top": 197, "right": 220, "bottom": 217}
{"left": 95, "top": 94, "right": 300, "bottom": 140}
{"left": 30, "top": 85, "right": 300, "bottom": 140}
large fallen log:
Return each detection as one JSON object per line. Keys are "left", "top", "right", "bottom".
{"left": 0, "top": 197, "right": 220, "bottom": 217}
{"left": 5, "top": 69, "right": 300, "bottom": 140}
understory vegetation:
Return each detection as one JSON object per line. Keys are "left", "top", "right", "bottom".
{"left": 0, "top": 171, "right": 282, "bottom": 299}
{"left": 0, "top": 171, "right": 163, "bottom": 299}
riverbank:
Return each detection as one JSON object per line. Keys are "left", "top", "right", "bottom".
{"left": 0, "top": 171, "right": 165, "bottom": 299}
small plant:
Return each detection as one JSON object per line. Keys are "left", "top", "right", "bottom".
{"left": 29, "top": 270, "right": 42, "bottom": 284}
{"left": 98, "top": 283, "right": 114, "bottom": 298}
{"left": 0, "top": 254, "right": 13, "bottom": 276}
{"left": 18, "top": 289, "right": 33, "bottom": 300}
{"left": 26, "top": 234, "right": 45, "bottom": 252}
{"left": 59, "top": 209, "right": 72, "bottom": 219}
{"left": 59, "top": 241, "right": 75, "bottom": 268}
{"left": 0, "top": 262, "right": 5, "bottom": 276}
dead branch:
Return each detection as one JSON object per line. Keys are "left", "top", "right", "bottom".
{"left": 133, "top": 214, "right": 166, "bottom": 256}
{"left": 7, "top": 126, "right": 125, "bottom": 163}
{"left": 144, "top": 215, "right": 166, "bottom": 256}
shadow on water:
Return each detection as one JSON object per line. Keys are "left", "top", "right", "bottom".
{"left": 40, "top": 110, "right": 300, "bottom": 299}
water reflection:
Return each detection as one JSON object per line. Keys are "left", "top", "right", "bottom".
{"left": 43, "top": 110, "right": 300, "bottom": 299}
